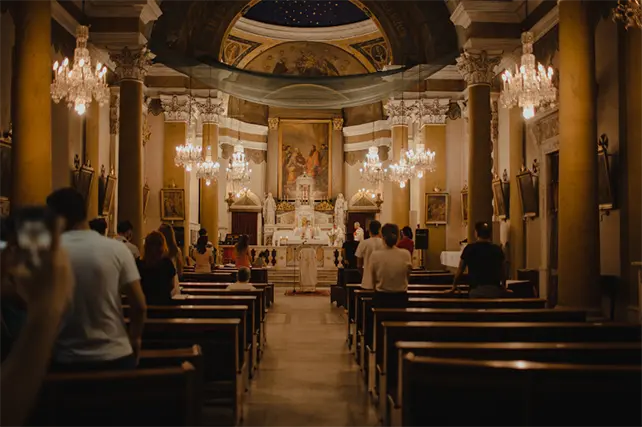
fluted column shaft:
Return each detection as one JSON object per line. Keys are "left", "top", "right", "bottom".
{"left": 11, "top": 0, "right": 52, "bottom": 206}
{"left": 557, "top": 0, "right": 600, "bottom": 311}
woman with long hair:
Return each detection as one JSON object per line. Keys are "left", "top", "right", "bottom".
{"left": 137, "top": 231, "right": 176, "bottom": 304}
{"left": 158, "top": 224, "right": 184, "bottom": 294}
{"left": 234, "top": 234, "right": 251, "bottom": 268}
{"left": 191, "top": 235, "right": 214, "bottom": 273}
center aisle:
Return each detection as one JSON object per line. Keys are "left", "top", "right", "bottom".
{"left": 241, "top": 291, "right": 378, "bottom": 426}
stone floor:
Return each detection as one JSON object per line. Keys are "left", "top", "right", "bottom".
{"left": 241, "top": 291, "right": 379, "bottom": 426}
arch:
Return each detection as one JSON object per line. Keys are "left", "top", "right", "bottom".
{"left": 150, "top": 0, "right": 459, "bottom": 67}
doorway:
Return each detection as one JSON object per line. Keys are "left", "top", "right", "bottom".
{"left": 347, "top": 212, "right": 376, "bottom": 239}
{"left": 231, "top": 212, "right": 258, "bottom": 245}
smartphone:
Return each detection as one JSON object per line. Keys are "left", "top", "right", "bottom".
{"left": 12, "top": 206, "right": 56, "bottom": 268}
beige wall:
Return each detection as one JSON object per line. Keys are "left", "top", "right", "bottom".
{"left": 144, "top": 112, "right": 164, "bottom": 236}
{"left": 445, "top": 117, "right": 466, "bottom": 250}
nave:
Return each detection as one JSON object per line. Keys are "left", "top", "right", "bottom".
{"left": 240, "top": 293, "right": 377, "bottom": 427}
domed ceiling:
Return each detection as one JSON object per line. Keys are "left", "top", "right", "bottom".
{"left": 243, "top": 0, "right": 369, "bottom": 27}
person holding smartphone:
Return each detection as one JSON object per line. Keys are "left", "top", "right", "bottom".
{"left": 46, "top": 188, "right": 147, "bottom": 371}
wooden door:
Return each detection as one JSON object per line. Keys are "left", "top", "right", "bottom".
{"left": 231, "top": 212, "right": 258, "bottom": 245}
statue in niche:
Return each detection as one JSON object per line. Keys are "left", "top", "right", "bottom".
{"left": 334, "top": 193, "right": 347, "bottom": 227}
{"left": 263, "top": 192, "right": 276, "bottom": 225}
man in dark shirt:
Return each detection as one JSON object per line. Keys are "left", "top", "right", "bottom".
{"left": 341, "top": 233, "right": 359, "bottom": 269}
{"left": 450, "top": 222, "right": 506, "bottom": 298}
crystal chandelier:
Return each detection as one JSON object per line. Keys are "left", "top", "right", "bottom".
{"left": 174, "top": 138, "right": 202, "bottom": 172}
{"left": 51, "top": 26, "right": 109, "bottom": 115}
{"left": 359, "top": 146, "right": 387, "bottom": 185}
{"left": 226, "top": 143, "right": 252, "bottom": 192}
{"left": 500, "top": 32, "right": 556, "bottom": 119}
{"left": 195, "top": 146, "right": 220, "bottom": 186}
{"left": 613, "top": 0, "right": 642, "bottom": 29}
{"left": 405, "top": 143, "right": 436, "bottom": 179}
{"left": 387, "top": 150, "right": 415, "bottom": 189}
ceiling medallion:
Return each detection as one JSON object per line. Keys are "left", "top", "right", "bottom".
{"left": 500, "top": 32, "right": 556, "bottom": 119}
{"left": 51, "top": 25, "right": 108, "bottom": 116}
{"left": 613, "top": 0, "right": 642, "bottom": 29}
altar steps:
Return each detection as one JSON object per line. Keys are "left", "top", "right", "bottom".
{"left": 268, "top": 269, "right": 337, "bottom": 287}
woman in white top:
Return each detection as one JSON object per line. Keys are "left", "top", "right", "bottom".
{"left": 191, "top": 236, "right": 214, "bottom": 273}
{"left": 369, "top": 223, "right": 412, "bottom": 308}
{"left": 159, "top": 224, "right": 184, "bottom": 295}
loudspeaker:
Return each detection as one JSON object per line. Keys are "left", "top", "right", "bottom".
{"left": 415, "top": 229, "right": 429, "bottom": 250}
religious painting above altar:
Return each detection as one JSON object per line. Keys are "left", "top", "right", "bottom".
{"left": 278, "top": 120, "right": 331, "bottom": 200}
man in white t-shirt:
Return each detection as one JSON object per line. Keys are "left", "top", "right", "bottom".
{"left": 227, "top": 267, "right": 257, "bottom": 291}
{"left": 369, "top": 223, "right": 412, "bottom": 308}
{"left": 115, "top": 220, "right": 141, "bottom": 259}
{"left": 355, "top": 220, "right": 384, "bottom": 289}
{"left": 47, "top": 188, "right": 147, "bottom": 370}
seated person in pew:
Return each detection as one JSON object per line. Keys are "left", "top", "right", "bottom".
{"left": 369, "top": 223, "right": 412, "bottom": 308}
{"left": 137, "top": 231, "right": 177, "bottom": 305}
{"left": 356, "top": 220, "right": 384, "bottom": 289}
{"left": 159, "top": 224, "right": 184, "bottom": 294}
{"left": 226, "top": 267, "right": 257, "bottom": 291}
{"left": 190, "top": 236, "right": 214, "bottom": 273}
{"left": 0, "top": 207, "right": 74, "bottom": 426}
{"left": 449, "top": 221, "right": 507, "bottom": 298}
{"left": 46, "top": 188, "right": 147, "bottom": 371}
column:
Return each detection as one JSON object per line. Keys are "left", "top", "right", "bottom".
{"left": 623, "top": 27, "right": 641, "bottom": 320}
{"left": 195, "top": 95, "right": 226, "bottom": 249}
{"left": 160, "top": 94, "right": 191, "bottom": 256}
{"left": 557, "top": 0, "right": 600, "bottom": 311}
{"left": 386, "top": 100, "right": 411, "bottom": 226}
{"left": 108, "top": 88, "right": 120, "bottom": 235}
{"left": 457, "top": 50, "right": 501, "bottom": 242}
{"left": 85, "top": 100, "right": 101, "bottom": 218}
{"left": 11, "top": 0, "right": 52, "bottom": 206}
{"left": 332, "top": 117, "right": 344, "bottom": 197}
{"left": 508, "top": 107, "right": 525, "bottom": 277}
{"left": 267, "top": 117, "right": 279, "bottom": 196}
{"left": 420, "top": 100, "right": 448, "bottom": 269}
{"left": 110, "top": 47, "right": 152, "bottom": 248}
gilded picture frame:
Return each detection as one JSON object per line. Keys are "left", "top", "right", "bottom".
{"left": 425, "top": 192, "right": 448, "bottom": 225}
{"left": 517, "top": 170, "right": 538, "bottom": 218}
{"left": 492, "top": 177, "right": 509, "bottom": 220}
{"left": 278, "top": 119, "right": 332, "bottom": 200}
{"left": 160, "top": 188, "right": 185, "bottom": 221}
{"left": 460, "top": 187, "right": 469, "bottom": 223}
{"left": 98, "top": 174, "right": 117, "bottom": 217}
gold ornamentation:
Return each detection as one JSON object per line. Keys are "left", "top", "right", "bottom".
{"left": 109, "top": 92, "right": 119, "bottom": 135}
{"left": 268, "top": 117, "right": 280, "bottom": 130}
{"left": 384, "top": 99, "right": 412, "bottom": 126}
{"left": 456, "top": 50, "right": 502, "bottom": 86}
{"left": 332, "top": 117, "right": 344, "bottom": 131}
{"left": 193, "top": 96, "right": 227, "bottom": 124}
{"left": 314, "top": 200, "right": 334, "bottom": 211}
{"left": 275, "top": 200, "right": 295, "bottom": 212}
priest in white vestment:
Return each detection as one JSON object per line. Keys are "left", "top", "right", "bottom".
{"left": 353, "top": 222, "right": 365, "bottom": 242}
{"left": 298, "top": 246, "right": 317, "bottom": 291}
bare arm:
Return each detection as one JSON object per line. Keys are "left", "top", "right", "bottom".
{"left": 175, "top": 249, "right": 184, "bottom": 278}
{"left": 450, "top": 259, "right": 467, "bottom": 292}
{"left": 122, "top": 280, "right": 146, "bottom": 363}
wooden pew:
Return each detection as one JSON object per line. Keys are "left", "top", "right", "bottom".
{"left": 178, "top": 289, "right": 267, "bottom": 353}
{"left": 127, "top": 305, "right": 254, "bottom": 379}
{"left": 140, "top": 318, "right": 243, "bottom": 425}
{"left": 30, "top": 363, "right": 198, "bottom": 426}
{"left": 180, "top": 282, "right": 274, "bottom": 307}
{"left": 181, "top": 285, "right": 270, "bottom": 316}
{"left": 401, "top": 355, "right": 642, "bottom": 426}
{"left": 182, "top": 268, "right": 268, "bottom": 284}
{"left": 379, "top": 321, "right": 642, "bottom": 425}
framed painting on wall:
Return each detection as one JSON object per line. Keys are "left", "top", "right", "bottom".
{"left": 425, "top": 192, "right": 448, "bottom": 225}
{"left": 278, "top": 119, "right": 331, "bottom": 200}
{"left": 597, "top": 137, "right": 615, "bottom": 210}
{"left": 492, "top": 176, "right": 509, "bottom": 220}
{"left": 72, "top": 156, "right": 95, "bottom": 207}
{"left": 517, "top": 168, "right": 538, "bottom": 218}
{"left": 460, "top": 186, "right": 469, "bottom": 223}
{"left": 98, "top": 173, "right": 117, "bottom": 217}
{"left": 160, "top": 188, "right": 185, "bottom": 221}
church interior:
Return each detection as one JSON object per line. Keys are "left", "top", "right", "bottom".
{"left": 0, "top": 0, "right": 641, "bottom": 425}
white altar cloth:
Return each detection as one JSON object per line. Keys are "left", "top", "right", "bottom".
{"left": 440, "top": 250, "right": 462, "bottom": 268}
{"left": 299, "top": 247, "right": 318, "bottom": 291}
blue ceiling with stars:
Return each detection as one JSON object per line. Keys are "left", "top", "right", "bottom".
{"left": 243, "top": 0, "right": 369, "bottom": 27}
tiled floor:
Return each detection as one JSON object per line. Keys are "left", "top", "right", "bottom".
{"left": 241, "top": 292, "right": 378, "bottom": 426}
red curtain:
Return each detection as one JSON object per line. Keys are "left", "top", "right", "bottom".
{"left": 231, "top": 212, "right": 258, "bottom": 245}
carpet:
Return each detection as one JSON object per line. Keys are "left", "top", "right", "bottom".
{"left": 283, "top": 289, "right": 330, "bottom": 297}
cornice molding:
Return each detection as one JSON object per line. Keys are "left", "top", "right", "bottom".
{"left": 232, "top": 17, "right": 381, "bottom": 42}
{"left": 343, "top": 138, "right": 392, "bottom": 152}
{"left": 219, "top": 117, "right": 269, "bottom": 136}
{"left": 85, "top": 0, "right": 162, "bottom": 24}
{"left": 342, "top": 120, "right": 390, "bottom": 137}
{"left": 530, "top": 4, "right": 559, "bottom": 42}
{"left": 218, "top": 136, "right": 267, "bottom": 151}
{"left": 451, "top": 0, "right": 525, "bottom": 28}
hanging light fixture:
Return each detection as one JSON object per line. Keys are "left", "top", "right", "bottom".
{"left": 51, "top": 24, "right": 108, "bottom": 115}
{"left": 174, "top": 94, "right": 202, "bottom": 171}
{"left": 195, "top": 146, "right": 220, "bottom": 186}
{"left": 500, "top": 32, "right": 556, "bottom": 120}
{"left": 359, "top": 122, "right": 386, "bottom": 186}
{"left": 226, "top": 126, "right": 252, "bottom": 196}
{"left": 613, "top": 0, "right": 642, "bottom": 29}
{"left": 387, "top": 149, "right": 415, "bottom": 189}
{"left": 406, "top": 98, "right": 437, "bottom": 178}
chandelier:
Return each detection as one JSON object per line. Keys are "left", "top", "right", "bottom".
{"left": 405, "top": 143, "right": 436, "bottom": 179}
{"left": 613, "top": 0, "right": 642, "bottom": 29}
{"left": 226, "top": 143, "right": 252, "bottom": 191}
{"left": 359, "top": 146, "right": 387, "bottom": 185}
{"left": 500, "top": 32, "right": 556, "bottom": 119}
{"left": 195, "top": 146, "right": 220, "bottom": 186}
{"left": 174, "top": 138, "right": 202, "bottom": 172}
{"left": 51, "top": 25, "right": 109, "bottom": 115}
{"left": 387, "top": 150, "right": 415, "bottom": 189}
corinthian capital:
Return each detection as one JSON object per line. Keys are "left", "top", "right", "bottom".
{"left": 411, "top": 99, "right": 450, "bottom": 126}
{"left": 456, "top": 50, "right": 502, "bottom": 86}
{"left": 160, "top": 94, "right": 191, "bottom": 122}
{"left": 384, "top": 99, "right": 412, "bottom": 126}
{"left": 268, "top": 117, "right": 279, "bottom": 130}
{"left": 193, "top": 95, "right": 227, "bottom": 124}
{"left": 110, "top": 46, "right": 154, "bottom": 82}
